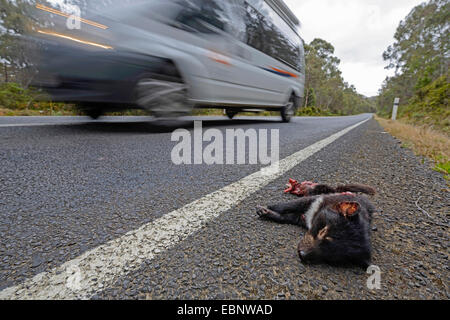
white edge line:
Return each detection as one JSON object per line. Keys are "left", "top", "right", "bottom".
{"left": 0, "top": 117, "right": 371, "bottom": 300}
{"left": 0, "top": 119, "right": 148, "bottom": 128}
{"left": 0, "top": 123, "right": 84, "bottom": 128}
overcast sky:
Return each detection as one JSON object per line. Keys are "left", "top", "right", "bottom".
{"left": 284, "top": 0, "right": 425, "bottom": 97}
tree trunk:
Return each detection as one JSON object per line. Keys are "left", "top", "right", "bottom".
{"left": 4, "top": 64, "right": 8, "bottom": 83}
{"left": 304, "top": 88, "right": 309, "bottom": 108}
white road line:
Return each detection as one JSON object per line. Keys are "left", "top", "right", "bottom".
{"left": 0, "top": 118, "right": 147, "bottom": 127}
{"left": 0, "top": 122, "right": 83, "bottom": 128}
{"left": 0, "top": 117, "right": 371, "bottom": 300}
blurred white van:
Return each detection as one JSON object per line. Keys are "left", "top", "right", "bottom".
{"left": 32, "top": 0, "right": 305, "bottom": 122}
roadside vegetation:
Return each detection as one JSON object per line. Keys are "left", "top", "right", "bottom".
{"left": 377, "top": 0, "right": 449, "bottom": 133}
{"left": 0, "top": 82, "right": 78, "bottom": 116}
{"left": 376, "top": 0, "right": 449, "bottom": 180}
{"left": 376, "top": 116, "right": 449, "bottom": 181}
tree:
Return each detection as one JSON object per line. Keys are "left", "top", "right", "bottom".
{"left": 0, "top": 0, "right": 125, "bottom": 83}
{"left": 382, "top": 0, "right": 449, "bottom": 89}
{"left": 0, "top": 0, "right": 54, "bottom": 85}
{"left": 378, "top": 0, "right": 449, "bottom": 121}
{"left": 309, "top": 38, "right": 341, "bottom": 78}
{"left": 305, "top": 87, "right": 316, "bottom": 107}
{"left": 303, "top": 38, "right": 374, "bottom": 115}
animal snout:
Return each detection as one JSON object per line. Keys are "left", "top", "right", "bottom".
{"left": 298, "top": 245, "right": 311, "bottom": 263}
{"left": 298, "top": 250, "right": 307, "bottom": 262}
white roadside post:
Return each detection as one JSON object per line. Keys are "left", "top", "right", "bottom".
{"left": 391, "top": 98, "right": 400, "bottom": 120}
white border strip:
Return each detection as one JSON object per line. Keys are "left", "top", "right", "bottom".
{"left": 0, "top": 117, "right": 370, "bottom": 299}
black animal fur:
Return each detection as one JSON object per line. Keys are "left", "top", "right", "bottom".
{"left": 257, "top": 183, "right": 377, "bottom": 268}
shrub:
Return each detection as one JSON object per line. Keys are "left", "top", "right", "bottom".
{"left": 399, "top": 75, "right": 450, "bottom": 134}
{"left": 0, "top": 82, "right": 76, "bottom": 114}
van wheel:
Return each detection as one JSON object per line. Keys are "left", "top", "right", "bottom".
{"left": 281, "top": 94, "right": 297, "bottom": 123}
{"left": 225, "top": 109, "right": 237, "bottom": 119}
{"left": 134, "top": 73, "right": 191, "bottom": 118}
{"left": 80, "top": 104, "right": 103, "bottom": 119}
{"left": 87, "top": 109, "right": 103, "bottom": 120}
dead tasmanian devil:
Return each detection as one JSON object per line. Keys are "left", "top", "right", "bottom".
{"left": 257, "top": 179, "right": 377, "bottom": 268}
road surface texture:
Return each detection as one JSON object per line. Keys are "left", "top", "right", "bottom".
{"left": 0, "top": 115, "right": 448, "bottom": 299}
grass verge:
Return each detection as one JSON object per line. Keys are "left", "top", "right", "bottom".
{"left": 375, "top": 115, "right": 450, "bottom": 181}
{"left": 0, "top": 107, "right": 79, "bottom": 116}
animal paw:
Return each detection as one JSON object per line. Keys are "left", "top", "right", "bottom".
{"left": 256, "top": 206, "right": 270, "bottom": 217}
{"left": 257, "top": 205, "right": 280, "bottom": 218}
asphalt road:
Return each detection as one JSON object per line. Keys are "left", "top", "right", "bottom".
{"left": 0, "top": 115, "right": 448, "bottom": 299}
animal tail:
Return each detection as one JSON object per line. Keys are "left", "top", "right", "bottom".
{"left": 336, "top": 184, "right": 376, "bottom": 195}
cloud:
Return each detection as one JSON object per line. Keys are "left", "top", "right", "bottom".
{"left": 284, "top": 0, "right": 425, "bottom": 96}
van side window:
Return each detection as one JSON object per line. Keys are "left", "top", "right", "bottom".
{"left": 175, "top": 0, "right": 228, "bottom": 34}
{"left": 221, "top": 0, "right": 247, "bottom": 42}
{"left": 244, "top": 0, "right": 303, "bottom": 73}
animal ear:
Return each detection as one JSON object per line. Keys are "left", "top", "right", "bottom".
{"left": 317, "top": 226, "right": 330, "bottom": 240}
{"left": 333, "top": 201, "right": 360, "bottom": 218}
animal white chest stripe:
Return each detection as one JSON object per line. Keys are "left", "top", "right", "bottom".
{"left": 305, "top": 196, "right": 324, "bottom": 230}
